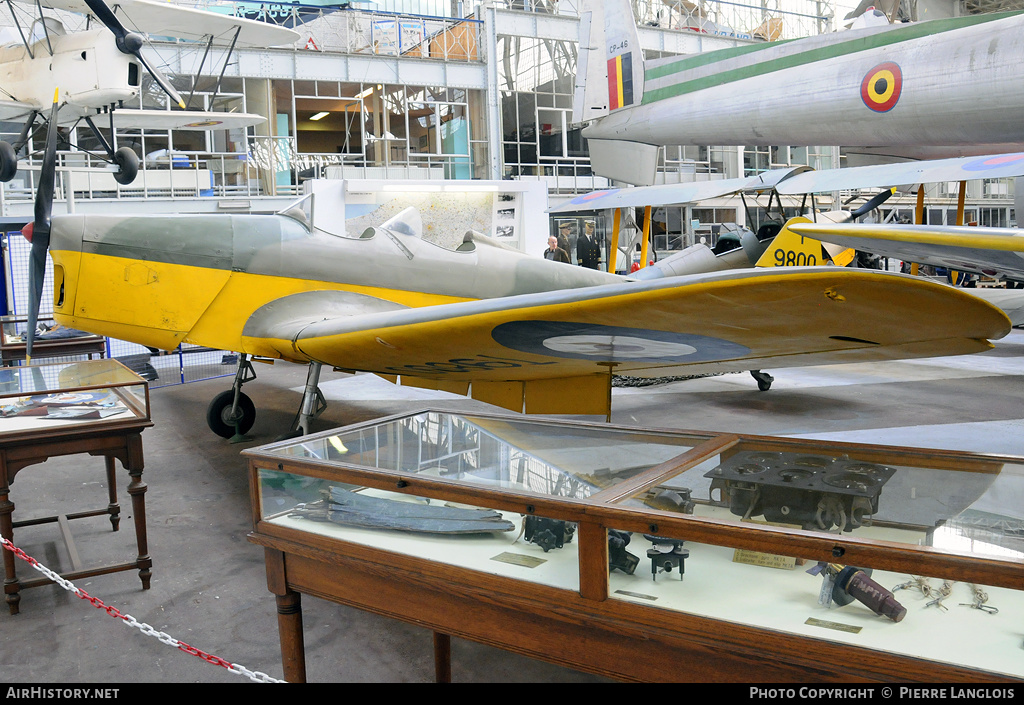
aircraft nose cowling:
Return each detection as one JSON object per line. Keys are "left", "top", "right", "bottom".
{"left": 21, "top": 221, "right": 33, "bottom": 243}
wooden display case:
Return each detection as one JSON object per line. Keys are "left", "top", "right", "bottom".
{"left": 244, "top": 409, "right": 1024, "bottom": 682}
{"left": 0, "top": 315, "right": 106, "bottom": 365}
{"left": 0, "top": 358, "right": 153, "bottom": 614}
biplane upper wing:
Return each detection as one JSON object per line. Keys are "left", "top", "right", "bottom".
{"left": 243, "top": 268, "right": 1010, "bottom": 382}
{"left": 552, "top": 152, "right": 1024, "bottom": 213}
{"left": 548, "top": 167, "right": 812, "bottom": 213}
{"left": 40, "top": 0, "right": 300, "bottom": 46}
{"left": 110, "top": 108, "right": 265, "bottom": 130}
{"left": 776, "top": 153, "right": 1024, "bottom": 194}
{"left": 787, "top": 222, "right": 1024, "bottom": 280}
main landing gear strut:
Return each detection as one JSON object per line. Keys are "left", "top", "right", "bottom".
{"left": 288, "top": 361, "right": 327, "bottom": 439}
{"left": 205, "top": 357, "right": 328, "bottom": 441}
{"left": 750, "top": 370, "right": 774, "bottom": 391}
{"left": 206, "top": 354, "right": 257, "bottom": 442}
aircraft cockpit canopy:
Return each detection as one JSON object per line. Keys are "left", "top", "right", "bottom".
{"left": 276, "top": 194, "right": 314, "bottom": 233}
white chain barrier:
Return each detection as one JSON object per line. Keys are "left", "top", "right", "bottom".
{"left": 1, "top": 536, "right": 284, "bottom": 684}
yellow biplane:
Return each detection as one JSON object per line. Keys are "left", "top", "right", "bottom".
{"left": 19, "top": 99, "right": 1013, "bottom": 439}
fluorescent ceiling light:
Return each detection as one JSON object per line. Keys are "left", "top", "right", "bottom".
{"left": 382, "top": 183, "right": 442, "bottom": 191}
{"left": 310, "top": 111, "right": 330, "bottom": 121}
{"left": 444, "top": 183, "right": 499, "bottom": 192}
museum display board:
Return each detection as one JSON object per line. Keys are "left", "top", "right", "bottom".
{"left": 0, "top": 359, "right": 153, "bottom": 614}
{"left": 244, "top": 409, "right": 1024, "bottom": 682}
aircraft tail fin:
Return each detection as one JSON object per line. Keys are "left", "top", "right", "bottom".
{"left": 573, "top": 0, "right": 645, "bottom": 124}
{"left": 755, "top": 217, "right": 830, "bottom": 268}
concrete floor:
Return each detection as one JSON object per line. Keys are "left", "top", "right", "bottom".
{"left": 1, "top": 330, "right": 1023, "bottom": 683}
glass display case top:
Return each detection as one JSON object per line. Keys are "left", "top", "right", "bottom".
{"left": 0, "top": 359, "right": 149, "bottom": 431}
{"left": 263, "top": 411, "right": 709, "bottom": 499}
{"left": 0, "top": 315, "right": 104, "bottom": 346}
{"left": 0, "top": 359, "right": 141, "bottom": 394}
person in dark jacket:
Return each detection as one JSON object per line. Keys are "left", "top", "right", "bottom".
{"left": 556, "top": 222, "right": 573, "bottom": 262}
{"left": 577, "top": 220, "right": 602, "bottom": 269}
{"left": 543, "top": 235, "right": 570, "bottom": 263}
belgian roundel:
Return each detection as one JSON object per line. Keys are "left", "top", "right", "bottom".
{"left": 860, "top": 62, "right": 902, "bottom": 113}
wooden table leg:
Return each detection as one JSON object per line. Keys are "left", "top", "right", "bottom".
{"left": 0, "top": 478, "right": 19, "bottom": 616}
{"left": 433, "top": 632, "right": 451, "bottom": 683}
{"left": 126, "top": 466, "right": 151, "bottom": 590}
{"left": 104, "top": 457, "right": 120, "bottom": 532}
{"left": 276, "top": 591, "right": 306, "bottom": 683}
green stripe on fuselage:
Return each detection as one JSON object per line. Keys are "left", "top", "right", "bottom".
{"left": 641, "top": 11, "right": 1021, "bottom": 105}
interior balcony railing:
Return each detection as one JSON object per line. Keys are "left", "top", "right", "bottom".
{"left": 492, "top": 0, "right": 832, "bottom": 40}
{"left": 193, "top": 1, "right": 483, "bottom": 62}
{"left": 0, "top": 147, "right": 273, "bottom": 203}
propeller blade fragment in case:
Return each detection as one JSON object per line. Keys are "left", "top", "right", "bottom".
{"left": 288, "top": 487, "right": 516, "bottom": 534}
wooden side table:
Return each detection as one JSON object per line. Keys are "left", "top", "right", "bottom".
{"left": 0, "top": 360, "right": 153, "bottom": 615}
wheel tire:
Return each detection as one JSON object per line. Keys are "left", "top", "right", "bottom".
{"left": 206, "top": 390, "right": 256, "bottom": 438}
{"left": 756, "top": 375, "right": 773, "bottom": 392}
{"left": 0, "top": 141, "right": 18, "bottom": 182}
{"left": 113, "top": 147, "right": 139, "bottom": 185}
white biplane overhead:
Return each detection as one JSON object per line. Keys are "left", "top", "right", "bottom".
{"left": 0, "top": 0, "right": 298, "bottom": 182}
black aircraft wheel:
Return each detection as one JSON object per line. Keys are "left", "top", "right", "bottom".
{"left": 0, "top": 141, "right": 18, "bottom": 182}
{"left": 113, "top": 147, "right": 140, "bottom": 185}
{"left": 750, "top": 370, "right": 774, "bottom": 391}
{"left": 207, "top": 390, "right": 256, "bottom": 438}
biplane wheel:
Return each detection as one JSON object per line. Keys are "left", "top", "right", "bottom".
{"left": 207, "top": 389, "right": 256, "bottom": 438}
{"left": 112, "top": 147, "right": 140, "bottom": 185}
{"left": 0, "top": 141, "right": 18, "bottom": 182}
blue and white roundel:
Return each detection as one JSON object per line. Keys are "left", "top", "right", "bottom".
{"left": 962, "top": 153, "right": 1024, "bottom": 172}
{"left": 491, "top": 322, "right": 749, "bottom": 364}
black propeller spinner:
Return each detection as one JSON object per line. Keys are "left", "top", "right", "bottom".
{"left": 82, "top": 0, "right": 186, "bottom": 110}
{"left": 22, "top": 90, "right": 60, "bottom": 361}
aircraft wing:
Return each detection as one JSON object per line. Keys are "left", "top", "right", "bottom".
{"left": 246, "top": 268, "right": 1010, "bottom": 381}
{"left": 110, "top": 108, "right": 265, "bottom": 130}
{"left": 0, "top": 99, "right": 36, "bottom": 121}
{"left": 40, "top": 0, "right": 300, "bottom": 47}
{"left": 787, "top": 222, "right": 1024, "bottom": 280}
{"left": 548, "top": 167, "right": 812, "bottom": 213}
{"left": 551, "top": 151, "right": 1024, "bottom": 212}
{"left": 776, "top": 152, "right": 1024, "bottom": 194}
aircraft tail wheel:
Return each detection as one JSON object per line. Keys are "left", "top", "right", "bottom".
{"left": 207, "top": 389, "right": 256, "bottom": 439}
{"left": 750, "top": 370, "right": 774, "bottom": 391}
{"left": 113, "top": 147, "right": 140, "bottom": 185}
{"left": 0, "top": 141, "right": 18, "bottom": 182}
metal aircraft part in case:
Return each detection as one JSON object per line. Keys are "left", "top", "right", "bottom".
{"left": 705, "top": 451, "right": 897, "bottom": 532}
